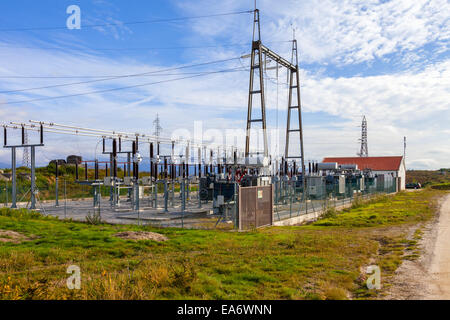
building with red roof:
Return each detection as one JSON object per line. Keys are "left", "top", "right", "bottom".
{"left": 322, "top": 156, "right": 406, "bottom": 190}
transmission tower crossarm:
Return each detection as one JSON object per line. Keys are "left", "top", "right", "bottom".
{"left": 260, "top": 44, "right": 296, "bottom": 70}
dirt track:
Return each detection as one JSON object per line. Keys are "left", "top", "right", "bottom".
{"left": 427, "top": 193, "right": 450, "bottom": 298}
{"left": 386, "top": 193, "right": 450, "bottom": 299}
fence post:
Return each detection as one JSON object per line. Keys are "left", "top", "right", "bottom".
{"left": 64, "top": 178, "right": 67, "bottom": 219}
{"left": 305, "top": 181, "right": 308, "bottom": 214}
{"left": 164, "top": 180, "right": 168, "bottom": 213}
{"left": 289, "top": 182, "right": 292, "bottom": 219}
{"left": 4, "top": 182, "right": 8, "bottom": 207}
{"left": 234, "top": 182, "right": 239, "bottom": 230}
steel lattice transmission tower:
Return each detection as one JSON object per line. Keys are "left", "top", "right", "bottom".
{"left": 153, "top": 113, "right": 162, "bottom": 137}
{"left": 22, "top": 128, "right": 30, "bottom": 167}
{"left": 244, "top": 9, "right": 305, "bottom": 188}
{"left": 358, "top": 115, "right": 368, "bottom": 157}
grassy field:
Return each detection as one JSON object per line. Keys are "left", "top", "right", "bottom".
{"left": 0, "top": 188, "right": 445, "bottom": 300}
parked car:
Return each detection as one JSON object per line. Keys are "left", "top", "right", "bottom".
{"left": 406, "top": 183, "right": 421, "bottom": 189}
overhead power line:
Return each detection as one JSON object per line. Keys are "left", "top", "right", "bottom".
{"left": 0, "top": 42, "right": 251, "bottom": 51}
{"left": 0, "top": 70, "right": 247, "bottom": 80}
{"left": 0, "top": 40, "right": 290, "bottom": 53}
{"left": 0, "top": 67, "right": 247, "bottom": 105}
{"left": 0, "top": 56, "right": 244, "bottom": 94}
{"left": 0, "top": 69, "right": 245, "bottom": 94}
{"left": 0, "top": 10, "right": 254, "bottom": 32}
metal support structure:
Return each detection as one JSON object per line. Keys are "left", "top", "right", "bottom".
{"left": 181, "top": 179, "right": 186, "bottom": 213}
{"left": 3, "top": 124, "right": 44, "bottom": 210}
{"left": 358, "top": 115, "right": 368, "bottom": 157}
{"left": 22, "top": 128, "right": 30, "bottom": 168}
{"left": 164, "top": 180, "right": 168, "bottom": 213}
{"left": 284, "top": 38, "right": 306, "bottom": 193}
{"left": 153, "top": 181, "right": 158, "bottom": 208}
{"left": 64, "top": 178, "right": 67, "bottom": 218}
{"left": 245, "top": 9, "right": 268, "bottom": 158}
{"left": 245, "top": 9, "right": 306, "bottom": 188}
{"left": 30, "top": 146, "right": 36, "bottom": 209}
{"left": 133, "top": 182, "right": 140, "bottom": 212}
{"left": 55, "top": 162, "right": 59, "bottom": 207}
{"left": 11, "top": 147, "right": 16, "bottom": 208}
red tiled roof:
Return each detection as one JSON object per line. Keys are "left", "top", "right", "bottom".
{"left": 322, "top": 156, "right": 403, "bottom": 171}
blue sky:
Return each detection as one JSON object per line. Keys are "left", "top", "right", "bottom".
{"left": 0, "top": 0, "right": 449, "bottom": 169}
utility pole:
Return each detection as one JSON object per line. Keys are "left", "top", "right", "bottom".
{"left": 358, "top": 116, "right": 368, "bottom": 157}
{"left": 403, "top": 136, "right": 406, "bottom": 161}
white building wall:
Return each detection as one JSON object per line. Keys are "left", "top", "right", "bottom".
{"left": 373, "top": 160, "right": 406, "bottom": 191}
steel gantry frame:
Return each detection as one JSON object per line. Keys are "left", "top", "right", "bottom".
{"left": 245, "top": 9, "right": 305, "bottom": 186}
{"left": 4, "top": 120, "right": 251, "bottom": 180}
{"left": 2, "top": 123, "right": 44, "bottom": 209}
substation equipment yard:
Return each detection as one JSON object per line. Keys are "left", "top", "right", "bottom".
{"left": 1, "top": 10, "right": 397, "bottom": 230}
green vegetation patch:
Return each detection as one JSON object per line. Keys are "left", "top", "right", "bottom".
{"left": 0, "top": 189, "right": 444, "bottom": 300}
{"left": 431, "top": 183, "right": 450, "bottom": 190}
{"left": 314, "top": 191, "right": 439, "bottom": 228}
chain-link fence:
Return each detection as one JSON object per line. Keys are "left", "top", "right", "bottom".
{"left": 0, "top": 174, "right": 398, "bottom": 230}
{"left": 273, "top": 175, "right": 398, "bottom": 222}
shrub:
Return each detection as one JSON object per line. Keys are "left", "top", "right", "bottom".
{"left": 85, "top": 210, "right": 102, "bottom": 225}
{"left": 351, "top": 194, "right": 364, "bottom": 209}
{"left": 322, "top": 207, "right": 337, "bottom": 219}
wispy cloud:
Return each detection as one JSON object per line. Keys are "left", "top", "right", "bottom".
{"left": 177, "top": 0, "right": 449, "bottom": 66}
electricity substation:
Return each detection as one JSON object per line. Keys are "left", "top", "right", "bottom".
{"left": 1, "top": 10, "right": 399, "bottom": 230}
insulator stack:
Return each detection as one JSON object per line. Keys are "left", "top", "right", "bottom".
{"left": 164, "top": 157, "right": 168, "bottom": 179}
{"left": 150, "top": 142, "right": 154, "bottom": 178}
{"left": 95, "top": 160, "right": 99, "bottom": 180}
{"left": 112, "top": 139, "right": 117, "bottom": 178}
{"left": 40, "top": 124, "right": 43, "bottom": 144}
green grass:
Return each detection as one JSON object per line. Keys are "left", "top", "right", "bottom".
{"left": 0, "top": 189, "right": 445, "bottom": 300}
{"left": 431, "top": 182, "right": 450, "bottom": 190}
{"left": 314, "top": 191, "right": 437, "bottom": 228}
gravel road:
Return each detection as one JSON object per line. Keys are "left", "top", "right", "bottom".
{"left": 385, "top": 193, "right": 450, "bottom": 299}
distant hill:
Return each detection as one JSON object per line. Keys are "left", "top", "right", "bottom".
{"left": 406, "top": 170, "right": 450, "bottom": 186}
{"left": 0, "top": 162, "right": 10, "bottom": 169}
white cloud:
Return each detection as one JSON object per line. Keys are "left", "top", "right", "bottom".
{"left": 177, "top": 0, "right": 450, "bottom": 65}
